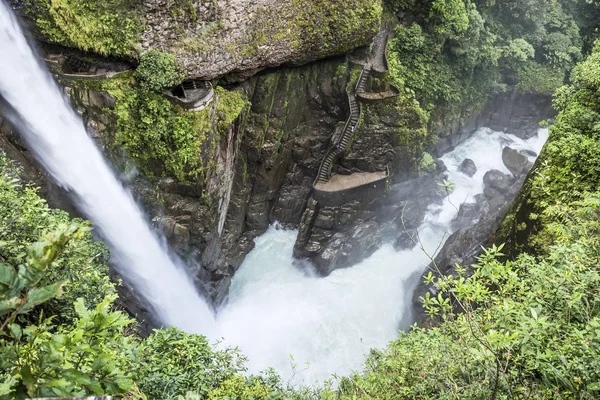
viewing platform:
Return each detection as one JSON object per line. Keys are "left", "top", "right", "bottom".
{"left": 357, "top": 85, "right": 400, "bottom": 102}
{"left": 164, "top": 79, "right": 214, "bottom": 111}
{"left": 43, "top": 54, "right": 131, "bottom": 80}
{"left": 313, "top": 169, "right": 389, "bottom": 206}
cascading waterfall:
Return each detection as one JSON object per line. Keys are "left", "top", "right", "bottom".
{"left": 0, "top": 0, "right": 549, "bottom": 387}
{"left": 217, "top": 127, "right": 548, "bottom": 385}
{"left": 0, "top": 0, "right": 217, "bottom": 338}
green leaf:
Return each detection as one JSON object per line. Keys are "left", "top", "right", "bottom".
{"left": 63, "top": 369, "right": 92, "bottom": 385}
{"left": 0, "top": 297, "right": 21, "bottom": 317}
{"left": 0, "top": 376, "right": 17, "bottom": 396}
{"left": 8, "top": 323, "right": 22, "bottom": 340}
{"left": 19, "top": 280, "right": 66, "bottom": 314}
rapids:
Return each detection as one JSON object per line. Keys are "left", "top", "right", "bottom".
{"left": 217, "top": 127, "right": 548, "bottom": 385}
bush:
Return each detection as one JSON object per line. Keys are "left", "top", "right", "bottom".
{"left": 337, "top": 193, "right": 600, "bottom": 398}
{"left": 136, "top": 328, "right": 247, "bottom": 398}
{"left": 0, "top": 154, "right": 115, "bottom": 324}
{"left": 135, "top": 50, "right": 185, "bottom": 92}
{"left": 0, "top": 225, "right": 136, "bottom": 399}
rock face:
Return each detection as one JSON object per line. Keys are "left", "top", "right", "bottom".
{"left": 458, "top": 158, "right": 477, "bottom": 177}
{"left": 434, "top": 91, "right": 554, "bottom": 155}
{"left": 17, "top": 0, "right": 382, "bottom": 81}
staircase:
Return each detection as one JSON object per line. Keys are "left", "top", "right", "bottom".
{"left": 315, "top": 84, "right": 363, "bottom": 183}
{"left": 355, "top": 68, "right": 371, "bottom": 94}
{"left": 313, "top": 26, "right": 392, "bottom": 186}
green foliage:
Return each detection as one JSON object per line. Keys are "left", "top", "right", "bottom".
{"left": 500, "top": 40, "right": 600, "bottom": 253}
{"left": 135, "top": 50, "right": 185, "bottom": 92}
{"left": 2, "top": 295, "right": 136, "bottom": 399}
{"left": 97, "top": 77, "right": 247, "bottom": 182}
{"left": 418, "top": 152, "right": 436, "bottom": 173}
{"left": 516, "top": 61, "right": 566, "bottom": 95}
{"left": 0, "top": 222, "right": 135, "bottom": 399}
{"left": 136, "top": 328, "right": 247, "bottom": 398}
{"left": 337, "top": 193, "right": 600, "bottom": 398}
{"left": 20, "top": 0, "right": 141, "bottom": 57}
{"left": 0, "top": 154, "right": 115, "bottom": 323}
{"left": 385, "top": 0, "right": 589, "bottom": 136}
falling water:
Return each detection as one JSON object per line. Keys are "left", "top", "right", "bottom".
{"left": 0, "top": 1, "right": 216, "bottom": 337}
{"left": 217, "top": 127, "right": 548, "bottom": 385}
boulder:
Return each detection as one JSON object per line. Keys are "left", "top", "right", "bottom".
{"left": 314, "top": 221, "right": 382, "bottom": 275}
{"left": 483, "top": 169, "right": 512, "bottom": 194}
{"left": 458, "top": 158, "right": 477, "bottom": 177}
{"left": 502, "top": 147, "right": 530, "bottom": 177}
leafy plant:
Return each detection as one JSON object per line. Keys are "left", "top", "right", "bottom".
{"left": 135, "top": 50, "right": 185, "bottom": 92}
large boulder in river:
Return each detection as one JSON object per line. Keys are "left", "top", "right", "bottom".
{"left": 502, "top": 147, "right": 532, "bottom": 178}
{"left": 483, "top": 169, "right": 513, "bottom": 194}
{"left": 314, "top": 221, "right": 382, "bottom": 275}
{"left": 458, "top": 158, "right": 477, "bottom": 177}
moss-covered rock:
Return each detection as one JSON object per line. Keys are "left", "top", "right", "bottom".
{"left": 16, "top": 0, "right": 142, "bottom": 57}
{"left": 16, "top": 0, "right": 383, "bottom": 79}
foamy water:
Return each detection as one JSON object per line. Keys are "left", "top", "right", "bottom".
{"left": 217, "top": 127, "right": 548, "bottom": 385}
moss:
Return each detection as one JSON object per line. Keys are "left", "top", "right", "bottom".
{"left": 419, "top": 152, "right": 436, "bottom": 173}
{"left": 242, "top": 0, "right": 382, "bottom": 61}
{"left": 21, "top": 0, "right": 141, "bottom": 57}
{"left": 79, "top": 76, "right": 247, "bottom": 183}
{"left": 135, "top": 50, "right": 184, "bottom": 91}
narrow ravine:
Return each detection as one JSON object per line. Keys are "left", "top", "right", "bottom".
{"left": 217, "top": 127, "right": 548, "bottom": 385}
{"left": 0, "top": 0, "right": 549, "bottom": 387}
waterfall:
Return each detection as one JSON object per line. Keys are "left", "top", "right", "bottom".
{"left": 0, "top": 1, "right": 216, "bottom": 337}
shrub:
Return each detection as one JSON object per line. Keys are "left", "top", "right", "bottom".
{"left": 0, "top": 154, "right": 115, "bottom": 324}
{"left": 136, "top": 328, "right": 247, "bottom": 398}
{"left": 135, "top": 50, "right": 185, "bottom": 92}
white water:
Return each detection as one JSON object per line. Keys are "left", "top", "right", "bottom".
{"left": 0, "top": 1, "right": 217, "bottom": 337}
{"left": 217, "top": 127, "right": 548, "bottom": 385}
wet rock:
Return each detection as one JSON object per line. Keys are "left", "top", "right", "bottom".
{"left": 483, "top": 186, "right": 502, "bottom": 200}
{"left": 157, "top": 177, "right": 203, "bottom": 197}
{"left": 483, "top": 169, "right": 512, "bottom": 194}
{"left": 457, "top": 202, "right": 479, "bottom": 219}
{"left": 502, "top": 147, "right": 530, "bottom": 178}
{"left": 314, "top": 221, "right": 382, "bottom": 275}
{"left": 435, "top": 159, "right": 448, "bottom": 173}
{"left": 152, "top": 216, "right": 190, "bottom": 251}
{"left": 520, "top": 149, "right": 537, "bottom": 158}
{"left": 394, "top": 229, "right": 418, "bottom": 251}
{"left": 458, "top": 158, "right": 477, "bottom": 177}
{"left": 412, "top": 207, "right": 509, "bottom": 327}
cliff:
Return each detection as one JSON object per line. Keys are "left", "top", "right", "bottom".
{"left": 14, "top": 0, "right": 382, "bottom": 80}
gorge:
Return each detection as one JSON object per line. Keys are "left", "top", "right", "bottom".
{"left": 1, "top": 0, "right": 600, "bottom": 398}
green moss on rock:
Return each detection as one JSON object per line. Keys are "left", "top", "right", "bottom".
{"left": 79, "top": 75, "right": 247, "bottom": 183}
{"left": 20, "top": 0, "right": 141, "bottom": 57}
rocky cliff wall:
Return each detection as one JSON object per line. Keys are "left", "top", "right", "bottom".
{"left": 14, "top": 0, "right": 382, "bottom": 80}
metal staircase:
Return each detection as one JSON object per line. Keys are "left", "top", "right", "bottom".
{"left": 315, "top": 80, "right": 364, "bottom": 183}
